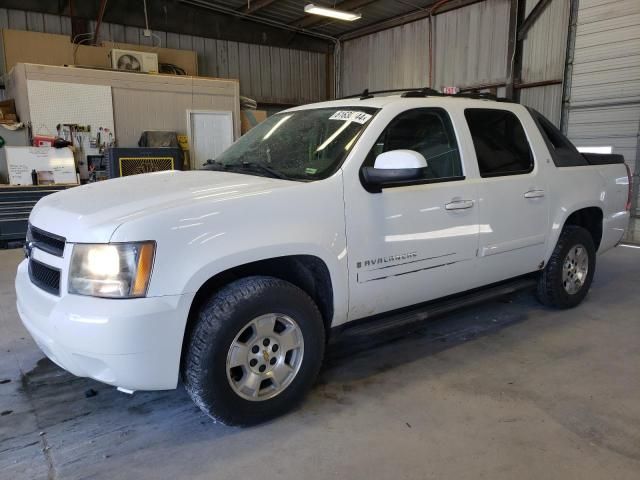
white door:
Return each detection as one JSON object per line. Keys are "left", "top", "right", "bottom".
{"left": 187, "top": 110, "right": 234, "bottom": 169}
{"left": 344, "top": 108, "right": 480, "bottom": 321}
{"left": 464, "top": 107, "right": 549, "bottom": 281}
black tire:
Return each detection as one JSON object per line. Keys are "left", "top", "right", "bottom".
{"left": 537, "top": 225, "right": 596, "bottom": 309}
{"left": 183, "top": 276, "right": 325, "bottom": 426}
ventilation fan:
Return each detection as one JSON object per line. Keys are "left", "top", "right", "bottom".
{"left": 110, "top": 49, "right": 159, "bottom": 73}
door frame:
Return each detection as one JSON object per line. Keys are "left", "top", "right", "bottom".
{"left": 186, "top": 109, "right": 234, "bottom": 170}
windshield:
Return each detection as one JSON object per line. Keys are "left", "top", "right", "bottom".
{"left": 203, "top": 107, "right": 379, "bottom": 181}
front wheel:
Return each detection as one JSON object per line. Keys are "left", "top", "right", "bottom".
{"left": 537, "top": 225, "right": 596, "bottom": 309}
{"left": 183, "top": 276, "right": 325, "bottom": 426}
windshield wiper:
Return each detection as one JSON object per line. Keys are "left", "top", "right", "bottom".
{"left": 236, "top": 161, "right": 291, "bottom": 180}
{"left": 203, "top": 159, "right": 290, "bottom": 180}
{"left": 203, "top": 159, "right": 226, "bottom": 169}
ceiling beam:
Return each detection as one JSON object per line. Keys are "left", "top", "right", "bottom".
{"left": 505, "top": 0, "right": 520, "bottom": 100}
{"left": 0, "top": 0, "right": 332, "bottom": 52}
{"left": 338, "top": 0, "right": 485, "bottom": 41}
{"left": 290, "top": 0, "right": 378, "bottom": 29}
{"left": 517, "top": 0, "right": 553, "bottom": 41}
{"left": 238, "top": 0, "right": 278, "bottom": 14}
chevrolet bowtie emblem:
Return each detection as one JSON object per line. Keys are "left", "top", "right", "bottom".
{"left": 262, "top": 350, "right": 270, "bottom": 362}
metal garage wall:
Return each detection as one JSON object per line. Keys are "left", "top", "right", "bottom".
{"left": 0, "top": 8, "right": 327, "bottom": 105}
{"left": 340, "top": 0, "right": 510, "bottom": 96}
{"left": 565, "top": 0, "right": 640, "bottom": 221}
{"left": 433, "top": 0, "right": 510, "bottom": 91}
{"left": 340, "top": 0, "right": 569, "bottom": 126}
{"left": 518, "top": 0, "right": 570, "bottom": 126}
{"left": 520, "top": 84, "right": 564, "bottom": 125}
{"left": 565, "top": 0, "right": 640, "bottom": 160}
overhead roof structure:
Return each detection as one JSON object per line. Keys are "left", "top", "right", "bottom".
{"left": 2, "top": 0, "right": 488, "bottom": 51}
{"left": 182, "top": 0, "right": 485, "bottom": 40}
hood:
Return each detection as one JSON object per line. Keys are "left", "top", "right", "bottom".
{"left": 29, "top": 170, "right": 296, "bottom": 242}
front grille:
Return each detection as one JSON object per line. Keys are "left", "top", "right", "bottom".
{"left": 28, "top": 224, "right": 66, "bottom": 257}
{"left": 28, "top": 259, "right": 61, "bottom": 296}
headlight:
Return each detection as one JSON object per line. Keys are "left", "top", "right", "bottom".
{"left": 68, "top": 242, "right": 155, "bottom": 298}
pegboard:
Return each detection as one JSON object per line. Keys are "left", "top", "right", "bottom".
{"left": 26, "top": 80, "right": 115, "bottom": 138}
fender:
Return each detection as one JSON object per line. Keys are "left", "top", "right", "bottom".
{"left": 183, "top": 243, "right": 349, "bottom": 326}
{"left": 544, "top": 163, "right": 629, "bottom": 261}
{"left": 545, "top": 197, "right": 605, "bottom": 263}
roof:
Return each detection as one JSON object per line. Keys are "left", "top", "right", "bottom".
{"left": 188, "top": 0, "right": 446, "bottom": 38}
{"left": 283, "top": 92, "right": 520, "bottom": 112}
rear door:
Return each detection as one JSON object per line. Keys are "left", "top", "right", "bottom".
{"left": 463, "top": 107, "right": 550, "bottom": 281}
{"left": 343, "top": 106, "right": 481, "bottom": 321}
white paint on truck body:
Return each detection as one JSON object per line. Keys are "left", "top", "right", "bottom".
{"left": 15, "top": 96, "right": 630, "bottom": 391}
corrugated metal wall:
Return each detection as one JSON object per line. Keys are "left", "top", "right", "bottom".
{"left": 340, "top": 0, "right": 570, "bottom": 126}
{"left": 566, "top": 0, "right": 640, "bottom": 164}
{"left": 433, "top": 0, "right": 511, "bottom": 91}
{"left": 0, "top": 8, "right": 327, "bottom": 105}
{"left": 341, "top": 0, "right": 511, "bottom": 95}
{"left": 565, "top": 0, "right": 640, "bottom": 232}
{"left": 519, "top": 0, "right": 570, "bottom": 126}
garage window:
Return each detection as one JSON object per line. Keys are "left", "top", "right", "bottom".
{"left": 465, "top": 109, "right": 534, "bottom": 177}
{"left": 364, "top": 108, "right": 463, "bottom": 180}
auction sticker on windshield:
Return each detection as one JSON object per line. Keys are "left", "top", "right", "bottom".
{"left": 329, "top": 111, "right": 373, "bottom": 124}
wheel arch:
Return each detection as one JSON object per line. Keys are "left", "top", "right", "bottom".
{"left": 563, "top": 206, "right": 603, "bottom": 251}
{"left": 180, "top": 254, "right": 335, "bottom": 366}
{"left": 546, "top": 205, "right": 604, "bottom": 262}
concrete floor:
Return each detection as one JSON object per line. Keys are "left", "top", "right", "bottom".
{"left": 1, "top": 246, "right": 639, "bottom": 480}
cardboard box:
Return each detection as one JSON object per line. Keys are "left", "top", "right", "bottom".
{"left": 1, "top": 29, "right": 73, "bottom": 74}
{"left": 1, "top": 29, "right": 198, "bottom": 78}
{"left": 0, "top": 99, "right": 17, "bottom": 123}
{"left": 0, "top": 114, "right": 18, "bottom": 123}
{"left": 241, "top": 110, "right": 267, "bottom": 134}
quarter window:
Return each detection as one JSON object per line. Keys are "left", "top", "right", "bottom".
{"left": 364, "top": 108, "right": 463, "bottom": 181}
{"left": 530, "top": 109, "right": 588, "bottom": 167}
{"left": 465, "top": 108, "right": 534, "bottom": 177}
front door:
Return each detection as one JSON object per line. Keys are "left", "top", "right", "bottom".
{"left": 343, "top": 107, "right": 480, "bottom": 321}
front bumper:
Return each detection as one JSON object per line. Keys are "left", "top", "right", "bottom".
{"left": 15, "top": 259, "right": 194, "bottom": 391}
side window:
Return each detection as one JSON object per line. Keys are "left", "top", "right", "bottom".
{"left": 537, "top": 115, "right": 573, "bottom": 150}
{"left": 364, "top": 108, "right": 463, "bottom": 180}
{"left": 464, "top": 108, "right": 534, "bottom": 177}
{"left": 531, "top": 109, "right": 588, "bottom": 167}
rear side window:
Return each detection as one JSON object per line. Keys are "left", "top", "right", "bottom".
{"left": 529, "top": 108, "right": 588, "bottom": 167}
{"left": 465, "top": 109, "right": 534, "bottom": 177}
{"left": 537, "top": 115, "right": 573, "bottom": 150}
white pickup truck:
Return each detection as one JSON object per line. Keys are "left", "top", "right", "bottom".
{"left": 16, "top": 91, "right": 632, "bottom": 425}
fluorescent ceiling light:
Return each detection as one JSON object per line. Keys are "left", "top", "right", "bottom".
{"left": 263, "top": 115, "right": 292, "bottom": 140}
{"left": 304, "top": 4, "right": 362, "bottom": 21}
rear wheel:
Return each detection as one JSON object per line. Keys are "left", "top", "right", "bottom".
{"left": 183, "top": 276, "right": 325, "bottom": 426}
{"left": 537, "top": 225, "right": 596, "bottom": 308}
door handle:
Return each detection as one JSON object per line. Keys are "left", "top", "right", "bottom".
{"left": 524, "top": 189, "right": 544, "bottom": 198}
{"left": 524, "top": 189, "right": 545, "bottom": 199}
{"left": 445, "top": 199, "right": 474, "bottom": 210}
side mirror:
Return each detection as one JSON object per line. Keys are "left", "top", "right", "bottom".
{"left": 361, "top": 150, "right": 427, "bottom": 192}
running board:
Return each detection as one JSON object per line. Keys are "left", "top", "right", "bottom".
{"left": 330, "top": 277, "right": 537, "bottom": 350}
